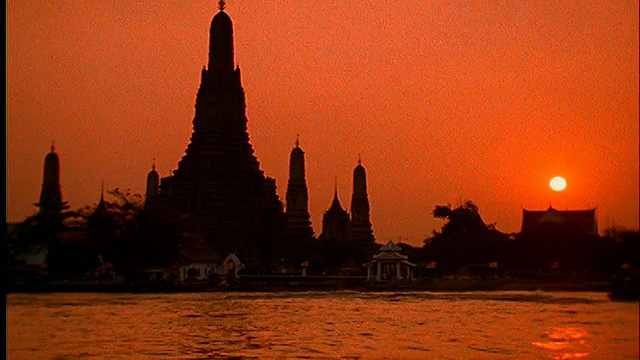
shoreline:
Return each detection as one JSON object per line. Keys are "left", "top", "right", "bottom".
{"left": 6, "top": 277, "right": 614, "bottom": 294}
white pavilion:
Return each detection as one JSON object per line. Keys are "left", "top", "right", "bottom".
{"left": 365, "top": 241, "right": 416, "bottom": 281}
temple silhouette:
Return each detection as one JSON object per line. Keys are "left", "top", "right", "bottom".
{"left": 521, "top": 207, "right": 598, "bottom": 235}
{"left": 147, "top": 2, "right": 375, "bottom": 268}
{"left": 283, "top": 138, "right": 315, "bottom": 244}
{"left": 32, "top": 143, "right": 69, "bottom": 229}
{"left": 319, "top": 182, "right": 351, "bottom": 244}
{"left": 157, "top": 2, "right": 285, "bottom": 265}
{"left": 10, "top": 2, "right": 635, "bottom": 288}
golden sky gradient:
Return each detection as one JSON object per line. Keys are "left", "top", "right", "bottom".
{"left": 7, "top": 0, "right": 639, "bottom": 246}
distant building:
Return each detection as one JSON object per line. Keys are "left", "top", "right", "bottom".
{"left": 516, "top": 206, "right": 605, "bottom": 277}
{"left": 316, "top": 159, "right": 379, "bottom": 268}
{"left": 521, "top": 207, "right": 598, "bottom": 235}
{"left": 176, "top": 248, "right": 244, "bottom": 282}
{"left": 319, "top": 158, "right": 377, "bottom": 245}
{"left": 176, "top": 247, "right": 222, "bottom": 282}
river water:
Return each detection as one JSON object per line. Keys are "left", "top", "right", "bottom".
{"left": 6, "top": 291, "right": 638, "bottom": 359}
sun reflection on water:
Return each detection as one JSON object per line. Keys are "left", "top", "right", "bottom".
{"left": 532, "top": 327, "right": 591, "bottom": 359}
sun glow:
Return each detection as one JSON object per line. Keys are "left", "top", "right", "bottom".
{"left": 550, "top": 176, "right": 567, "bottom": 191}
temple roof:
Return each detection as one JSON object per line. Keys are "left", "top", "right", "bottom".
{"left": 326, "top": 186, "right": 348, "bottom": 215}
{"left": 521, "top": 207, "right": 598, "bottom": 235}
{"left": 372, "top": 241, "right": 408, "bottom": 260}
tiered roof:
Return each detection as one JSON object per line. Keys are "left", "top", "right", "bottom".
{"left": 521, "top": 207, "right": 598, "bottom": 235}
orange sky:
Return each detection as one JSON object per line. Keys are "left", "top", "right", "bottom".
{"left": 7, "top": 0, "right": 639, "bottom": 246}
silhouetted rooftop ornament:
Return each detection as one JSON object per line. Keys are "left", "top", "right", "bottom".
{"left": 218, "top": 0, "right": 226, "bottom": 11}
{"left": 295, "top": 134, "right": 300, "bottom": 148}
{"left": 152, "top": 159, "right": 156, "bottom": 171}
{"left": 98, "top": 180, "right": 106, "bottom": 206}
{"left": 358, "top": 154, "right": 362, "bottom": 166}
{"left": 51, "top": 140, "right": 55, "bottom": 153}
{"left": 328, "top": 177, "right": 345, "bottom": 211}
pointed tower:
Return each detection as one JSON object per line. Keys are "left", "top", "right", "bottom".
{"left": 159, "top": 2, "right": 285, "bottom": 263}
{"left": 97, "top": 181, "right": 107, "bottom": 212}
{"left": 319, "top": 181, "right": 351, "bottom": 243}
{"left": 88, "top": 181, "right": 115, "bottom": 236}
{"left": 349, "top": 157, "right": 375, "bottom": 245}
{"left": 145, "top": 162, "right": 160, "bottom": 209}
{"left": 35, "top": 142, "right": 68, "bottom": 226}
{"left": 284, "top": 137, "right": 315, "bottom": 241}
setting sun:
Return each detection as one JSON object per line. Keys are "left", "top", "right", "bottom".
{"left": 550, "top": 176, "right": 567, "bottom": 192}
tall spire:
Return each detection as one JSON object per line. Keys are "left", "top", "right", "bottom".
{"left": 159, "top": 6, "right": 285, "bottom": 269}
{"left": 97, "top": 180, "right": 107, "bottom": 211}
{"left": 36, "top": 143, "right": 68, "bottom": 226}
{"left": 330, "top": 179, "right": 343, "bottom": 211}
{"left": 353, "top": 156, "right": 367, "bottom": 197}
{"left": 208, "top": 0, "right": 235, "bottom": 79}
{"left": 285, "top": 138, "right": 314, "bottom": 240}
{"left": 350, "top": 158, "right": 375, "bottom": 245}
{"left": 145, "top": 162, "right": 160, "bottom": 208}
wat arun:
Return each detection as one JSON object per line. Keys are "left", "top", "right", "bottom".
{"left": 159, "top": 1, "right": 285, "bottom": 266}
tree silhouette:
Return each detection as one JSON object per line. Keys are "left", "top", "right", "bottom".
{"left": 423, "top": 201, "right": 509, "bottom": 276}
{"left": 99, "top": 188, "right": 199, "bottom": 275}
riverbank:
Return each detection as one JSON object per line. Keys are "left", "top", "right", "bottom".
{"left": 5, "top": 277, "right": 614, "bottom": 294}
{"left": 241, "top": 277, "right": 614, "bottom": 293}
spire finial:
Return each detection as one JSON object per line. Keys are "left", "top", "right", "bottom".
{"left": 152, "top": 159, "right": 156, "bottom": 171}
{"left": 295, "top": 134, "right": 300, "bottom": 148}
{"left": 51, "top": 140, "right": 55, "bottom": 153}
{"left": 218, "top": 0, "right": 226, "bottom": 11}
{"left": 358, "top": 154, "right": 362, "bottom": 166}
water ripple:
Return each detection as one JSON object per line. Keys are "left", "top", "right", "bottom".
{"left": 6, "top": 291, "right": 638, "bottom": 359}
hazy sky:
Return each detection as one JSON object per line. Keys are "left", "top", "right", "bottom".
{"left": 7, "top": 0, "right": 639, "bottom": 246}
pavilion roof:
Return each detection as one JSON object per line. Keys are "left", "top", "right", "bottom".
{"left": 373, "top": 252, "right": 408, "bottom": 260}
{"left": 379, "top": 240, "right": 402, "bottom": 252}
